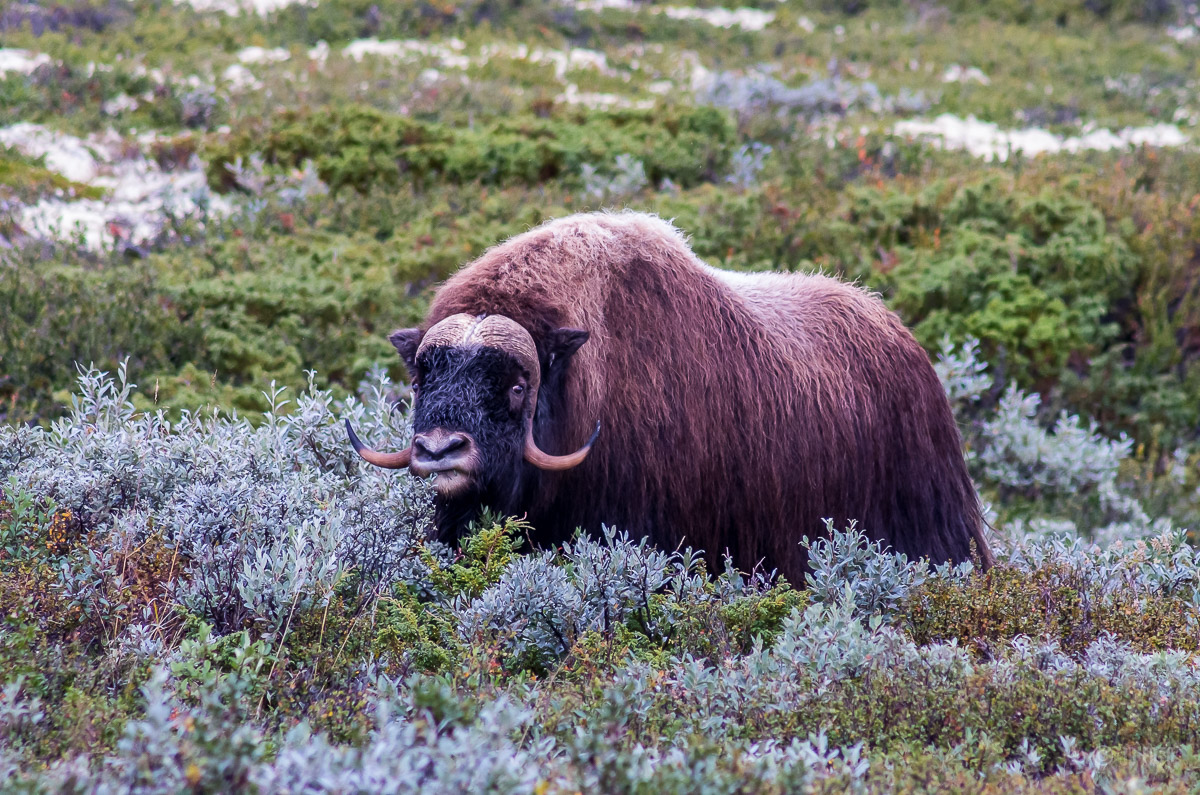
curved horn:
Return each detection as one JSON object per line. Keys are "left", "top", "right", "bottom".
{"left": 345, "top": 419, "right": 412, "bottom": 469}
{"left": 524, "top": 420, "right": 601, "bottom": 471}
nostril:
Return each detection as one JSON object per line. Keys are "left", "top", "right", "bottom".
{"left": 414, "top": 431, "right": 469, "bottom": 460}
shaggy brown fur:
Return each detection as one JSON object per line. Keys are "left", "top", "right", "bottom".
{"left": 420, "top": 211, "right": 992, "bottom": 580}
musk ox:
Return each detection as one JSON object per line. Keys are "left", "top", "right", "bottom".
{"left": 347, "top": 211, "right": 993, "bottom": 583}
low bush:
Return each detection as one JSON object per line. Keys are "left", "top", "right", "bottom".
{"left": 0, "top": 365, "right": 1196, "bottom": 791}
{"left": 204, "top": 104, "right": 737, "bottom": 194}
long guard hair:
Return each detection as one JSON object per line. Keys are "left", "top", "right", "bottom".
{"left": 421, "top": 211, "right": 992, "bottom": 579}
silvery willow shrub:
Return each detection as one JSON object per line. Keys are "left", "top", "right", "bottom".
{"left": 0, "top": 332, "right": 1195, "bottom": 795}
{"left": 571, "top": 599, "right": 973, "bottom": 747}
{"left": 562, "top": 727, "right": 871, "bottom": 794}
{"left": 561, "top": 528, "right": 696, "bottom": 634}
{"left": 9, "top": 536, "right": 1200, "bottom": 791}
{"left": 979, "top": 384, "right": 1132, "bottom": 504}
{"left": 697, "top": 71, "right": 929, "bottom": 119}
{"left": 764, "top": 598, "right": 972, "bottom": 693}
{"left": 598, "top": 594, "right": 1199, "bottom": 775}
{"left": 907, "top": 523, "right": 1200, "bottom": 659}
{"left": 725, "top": 142, "right": 772, "bottom": 191}
{"left": 451, "top": 527, "right": 803, "bottom": 672}
{"left": 802, "top": 520, "right": 930, "bottom": 619}
{"left": 933, "top": 335, "right": 992, "bottom": 406}
{"left": 935, "top": 337, "right": 1134, "bottom": 493}
{"left": 10, "top": 665, "right": 880, "bottom": 794}
{"left": 14, "top": 666, "right": 268, "bottom": 794}
{"left": 0, "top": 677, "right": 45, "bottom": 757}
{"left": 933, "top": 337, "right": 1148, "bottom": 532}
{"left": 580, "top": 154, "right": 649, "bottom": 200}
{"left": 1001, "top": 525, "right": 1200, "bottom": 601}
{"left": 456, "top": 552, "right": 583, "bottom": 671}
{"left": 0, "top": 362, "right": 434, "bottom": 636}
{"left": 456, "top": 527, "right": 708, "bottom": 671}
{"left": 770, "top": 600, "right": 899, "bottom": 687}
{"left": 255, "top": 683, "right": 551, "bottom": 795}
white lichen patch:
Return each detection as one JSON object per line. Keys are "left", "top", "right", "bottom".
{"left": 942, "top": 64, "right": 991, "bottom": 85}
{"left": 101, "top": 93, "right": 144, "bottom": 116}
{"left": 0, "top": 123, "right": 231, "bottom": 250}
{"left": 129, "top": 62, "right": 170, "bottom": 84}
{"left": 175, "top": 0, "right": 315, "bottom": 15}
{"left": 222, "top": 63, "right": 263, "bottom": 91}
{"left": 341, "top": 38, "right": 470, "bottom": 69}
{"left": 319, "top": 38, "right": 648, "bottom": 104}
{"left": 0, "top": 48, "right": 52, "bottom": 76}
{"left": 658, "top": 6, "right": 774, "bottom": 30}
{"left": 1167, "top": 24, "right": 1198, "bottom": 42}
{"left": 477, "top": 43, "right": 617, "bottom": 80}
{"left": 564, "top": 0, "right": 774, "bottom": 30}
{"left": 0, "top": 123, "right": 104, "bottom": 183}
{"left": 236, "top": 46, "right": 291, "bottom": 64}
{"left": 532, "top": 47, "right": 614, "bottom": 80}
{"left": 558, "top": 83, "right": 653, "bottom": 109}
{"left": 894, "top": 113, "right": 1189, "bottom": 161}
{"left": 672, "top": 51, "right": 717, "bottom": 92}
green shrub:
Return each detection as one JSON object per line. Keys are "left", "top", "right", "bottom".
{"left": 0, "top": 254, "right": 195, "bottom": 423}
{"left": 204, "top": 104, "right": 737, "bottom": 193}
{"left": 853, "top": 179, "right": 1136, "bottom": 386}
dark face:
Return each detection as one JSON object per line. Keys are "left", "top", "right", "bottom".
{"left": 389, "top": 323, "right": 592, "bottom": 543}
{"left": 410, "top": 344, "right": 531, "bottom": 528}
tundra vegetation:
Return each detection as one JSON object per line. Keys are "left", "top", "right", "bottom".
{"left": 3, "top": 0, "right": 1200, "bottom": 791}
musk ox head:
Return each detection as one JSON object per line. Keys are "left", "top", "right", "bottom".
{"left": 345, "top": 313, "right": 600, "bottom": 539}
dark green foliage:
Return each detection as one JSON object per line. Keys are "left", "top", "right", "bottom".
{"left": 205, "top": 104, "right": 736, "bottom": 193}
{"left": 0, "top": 255, "right": 194, "bottom": 423}
{"left": 7, "top": 148, "right": 1200, "bottom": 451}
{"left": 793, "top": 167, "right": 1200, "bottom": 449}
{"left": 573, "top": 576, "right": 808, "bottom": 670}
{"left": 0, "top": 183, "right": 557, "bottom": 420}
{"left": 862, "top": 178, "right": 1136, "bottom": 387}
{"left": 255, "top": 0, "right": 569, "bottom": 44}
{"left": 420, "top": 514, "right": 526, "bottom": 600}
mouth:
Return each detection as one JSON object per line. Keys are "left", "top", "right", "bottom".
{"left": 412, "top": 466, "right": 474, "bottom": 498}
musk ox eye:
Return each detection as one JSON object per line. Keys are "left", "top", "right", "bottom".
{"left": 508, "top": 382, "right": 526, "bottom": 413}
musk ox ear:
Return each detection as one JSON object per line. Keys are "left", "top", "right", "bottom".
{"left": 388, "top": 328, "right": 422, "bottom": 374}
{"left": 545, "top": 328, "right": 589, "bottom": 370}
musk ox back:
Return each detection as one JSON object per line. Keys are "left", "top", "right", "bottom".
{"left": 348, "top": 211, "right": 993, "bottom": 583}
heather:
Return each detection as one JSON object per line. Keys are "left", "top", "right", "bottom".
{"left": 4, "top": 0, "right": 1200, "bottom": 791}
